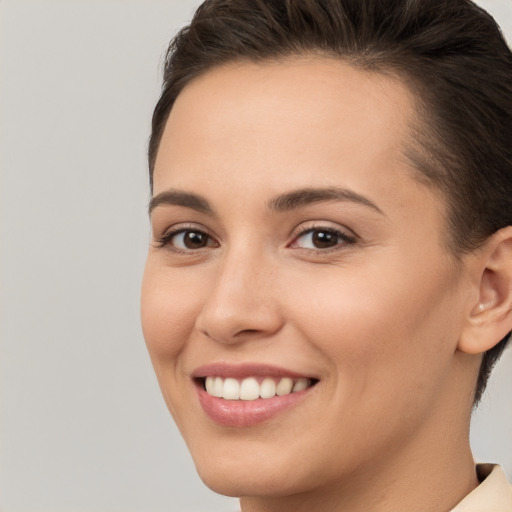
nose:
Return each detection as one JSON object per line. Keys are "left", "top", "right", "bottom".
{"left": 195, "top": 249, "right": 284, "bottom": 345}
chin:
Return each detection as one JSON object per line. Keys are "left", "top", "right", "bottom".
{"left": 197, "top": 469, "right": 267, "bottom": 498}
{"left": 196, "top": 462, "right": 300, "bottom": 498}
{"left": 188, "top": 437, "right": 325, "bottom": 499}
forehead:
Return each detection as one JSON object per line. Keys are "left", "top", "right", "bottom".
{"left": 155, "top": 57, "right": 420, "bottom": 178}
{"left": 153, "top": 56, "right": 432, "bottom": 216}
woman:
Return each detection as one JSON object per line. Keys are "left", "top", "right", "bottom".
{"left": 141, "top": 0, "right": 512, "bottom": 510}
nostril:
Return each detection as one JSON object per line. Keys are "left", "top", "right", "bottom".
{"left": 236, "top": 329, "right": 260, "bottom": 336}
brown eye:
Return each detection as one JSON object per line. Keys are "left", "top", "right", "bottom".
{"left": 311, "top": 230, "right": 339, "bottom": 248}
{"left": 181, "top": 230, "right": 209, "bottom": 249}
{"left": 292, "top": 227, "right": 356, "bottom": 250}
{"left": 160, "top": 229, "right": 218, "bottom": 251}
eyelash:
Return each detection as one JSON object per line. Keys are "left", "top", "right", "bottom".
{"left": 289, "top": 225, "right": 357, "bottom": 252}
{"left": 155, "top": 225, "right": 217, "bottom": 253}
{"left": 155, "top": 224, "right": 357, "bottom": 254}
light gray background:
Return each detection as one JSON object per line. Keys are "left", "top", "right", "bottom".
{"left": 0, "top": 1, "right": 510, "bottom": 511}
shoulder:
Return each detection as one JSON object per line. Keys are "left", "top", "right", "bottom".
{"left": 450, "top": 464, "right": 512, "bottom": 511}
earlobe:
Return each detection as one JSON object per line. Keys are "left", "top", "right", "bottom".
{"left": 458, "top": 227, "right": 512, "bottom": 355}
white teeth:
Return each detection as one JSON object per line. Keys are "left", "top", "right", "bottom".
{"left": 213, "top": 377, "right": 223, "bottom": 398}
{"left": 259, "top": 377, "right": 276, "bottom": 399}
{"left": 205, "top": 376, "right": 224, "bottom": 397}
{"left": 204, "top": 376, "right": 312, "bottom": 400}
{"left": 240, "top": 377, "right": 260, "bottom": 400}
{"left": 205, "top": 376, "right": 215, "bottom": 395}
{"left": 222, "top": 378, "right": 240, "bottom": 400}
{"left": 276, "top": 377, "right": 293, "bottom": 396}
{"left": 292, "top": 378, "right": 309, "bottom": 392}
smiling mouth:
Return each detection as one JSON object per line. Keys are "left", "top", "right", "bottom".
{"left": 198, "top": 376, "right": 318, "bottom": 400}
{"left": 193, "top": 366, "right": 319, "bottom": 426}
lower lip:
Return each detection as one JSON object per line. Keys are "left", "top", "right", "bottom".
{"left": 196, "top": 385, "right": 311, "bottom": 427}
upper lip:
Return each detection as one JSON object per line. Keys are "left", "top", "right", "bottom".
{"left": 191, "top": 362, "right": 316, "bottom": 380}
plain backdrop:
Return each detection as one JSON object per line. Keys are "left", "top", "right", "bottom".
{"left": 0, "top": 1, "right": 511, "bottom": 511}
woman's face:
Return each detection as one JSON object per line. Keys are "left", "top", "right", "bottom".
{"left": 141, "top": 58, "right": 473, "bottom": 499}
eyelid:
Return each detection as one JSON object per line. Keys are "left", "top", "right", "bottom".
{"left": 292, "top": 220, "right": 357, "bottom": 238}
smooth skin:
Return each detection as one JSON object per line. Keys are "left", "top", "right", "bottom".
{"left": 141, "top": 57, "right": 512, "bottom": 512}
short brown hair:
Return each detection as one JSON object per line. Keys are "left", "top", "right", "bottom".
{"left": 148, "top": 0, "right": 512, "bottom": 403}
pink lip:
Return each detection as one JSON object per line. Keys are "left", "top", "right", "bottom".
{"left": 192, "top": 363, "right": 316, "bottom": 428}
{"left": 192, "top": 362, "right": 312, "bottom": 379}
{"left": 197, "top": 389, "right": 309, "bottom": 427}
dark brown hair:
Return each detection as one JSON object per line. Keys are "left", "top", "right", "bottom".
{"left": 148, "top": 0, "right": 512, "bottom": 403}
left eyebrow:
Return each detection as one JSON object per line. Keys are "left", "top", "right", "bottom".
{"left": 148, "top": 190, "right": 214, "bottom": 215}
{"left": 267, "top": 187, "right": 384, "bottom": 215}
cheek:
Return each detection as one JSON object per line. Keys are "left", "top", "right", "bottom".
{"left": 141, "top": 261, "right": 210, "bottom": 427}
{"left": 274, "top": 259, "right": 463, "bottom": 471}
{"left": 286, "top": 255, "right": 462, "bottom": 397}
{"left": 140, "top": 261, "right": 202, "bottom": 367}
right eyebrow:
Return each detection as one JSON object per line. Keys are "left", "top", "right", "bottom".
{"left": 148, "top": 190, "right": 214, "bottom": 215}
{"left": 267, "top": 186, "right": 385, "bottom": 215}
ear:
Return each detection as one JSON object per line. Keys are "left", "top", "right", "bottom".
{"left": 458, "top": 226, "right": 512, "bottom": 355}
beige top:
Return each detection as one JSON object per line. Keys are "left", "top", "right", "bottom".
{"left": 451, "top": 464, "right": 512, "bottom": 511}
